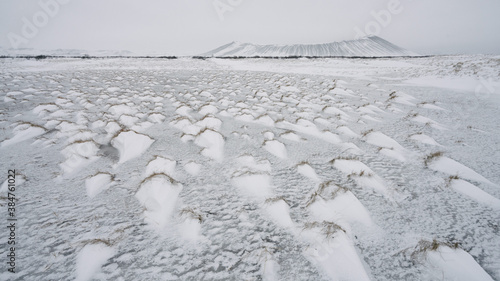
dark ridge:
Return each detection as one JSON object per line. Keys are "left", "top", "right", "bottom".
{"left": 0, "top": 55, "right": 178, "bottom": 60}
{"left": 198, "top": 55, "right": 433, "bottom": 59}
{"left": 0, "top": 55, "right": 435, "bottom": 60}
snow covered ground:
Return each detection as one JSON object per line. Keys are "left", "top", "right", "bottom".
{"left": 0, "top": 55, "right": 499, "bottom": 280}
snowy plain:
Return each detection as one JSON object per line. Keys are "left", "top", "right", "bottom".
{"left": 0, "top": 55, "right": 499, "bottom": 280}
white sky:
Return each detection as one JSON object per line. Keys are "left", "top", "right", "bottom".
{"left": 0, "top": 0, "right": 499, "bottom": 55}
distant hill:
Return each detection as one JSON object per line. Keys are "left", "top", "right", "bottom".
{"left": 200, "top": 36, "right": 419, "bottom": 58}
{"left": 0, "top": 46, "right": 136, "bottom": 57}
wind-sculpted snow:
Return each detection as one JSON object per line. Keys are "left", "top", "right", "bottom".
{"left": 201, "top": 36, "right": 419, "bottom": 57}
{"left": 0, "top": 56, "right": 499, "bottom": 280}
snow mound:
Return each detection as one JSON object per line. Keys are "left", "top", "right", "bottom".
{"left": 280, "top": 131, "right": 303, "bottom": 142}
{"left": 332, "top": 159, "right": 392, "bottom": 199}
{"left": 75, "top": 243, "right": 115, "bottom": 281}
{"left": 178, "top": 209, "right": 205, "bottom": 243}
{"left": 366, "top": 131, "right": 405, "bottom": 151}
{"left": 194, "top": 129, "right": 225, "bottom": 161}
{"left": 365, "top": 131, "right": 407, "bottom": 161}
{"left": 60, "top": 141, "right": 100, "bottom": 175}
{"left": 297, "top": 163, "right": 320, "bottom": 181}
{"left": 85, "top": 173, "right": 113, "bottom": 198}
{"left": 111, "top": 131, "right": 154, "bottom": 164}
{"left": 302, "top": 230, "right": 371, "bottom": 281}
{"left": 426, "top": 246, "right": 494, "bottom": 281}
{"left": 236, "top": 155, "right": 272, "bottom": 172}
{"left": 264, "top": 199, "right": 295, "bottom": 229}
{"left": 1, "top": 123, "right": 46, "bottom": 147}
{"left": 337, "top": 126, "right": 359, "bottom": 138}
{"left": 263, "top": 140, "right": 287, "bottom": 159}
{"left": 108, "top": 104, "right": 137, "bottom": 117}
{"left": 450, "top": 179, "right": 500, "bottom": 210}
{"left": 412, "top": 115, "right": 447, "bottom": 130}
{"left": 309, "top": 191, "right": 374, "bottom": 229}
{"left": 147, "top": 113, "right": 166, "bottom": 124}
{"left": 429, "top": 157, "right": 494, "bottom": 185}
{"left": 144, "top": 156, "right": 176, "bottom": 177}
{"left": 410, "top": 133, "right": 441, "bottom": 146}
{"left": 135, "top": 174, "right": 182, "bottom": 228}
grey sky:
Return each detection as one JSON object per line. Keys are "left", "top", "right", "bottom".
{"left": 0, "top": 0, "right": 499, "bottom": 55}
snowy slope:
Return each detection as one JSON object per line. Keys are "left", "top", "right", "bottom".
{"left": 201, "top": 36, "right": 419, "bottom": 57}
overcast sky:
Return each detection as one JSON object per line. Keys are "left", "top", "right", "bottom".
{"left": 0, "top": 0, "right": 499, "bottom": 55}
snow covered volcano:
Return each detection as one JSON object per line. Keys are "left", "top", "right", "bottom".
{"left": 200, "top": 36, "right": 419, "bottom": 58}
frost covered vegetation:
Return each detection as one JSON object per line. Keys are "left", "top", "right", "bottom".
{"left": 0, "top": 55, "right": 499, "bottom": 280}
